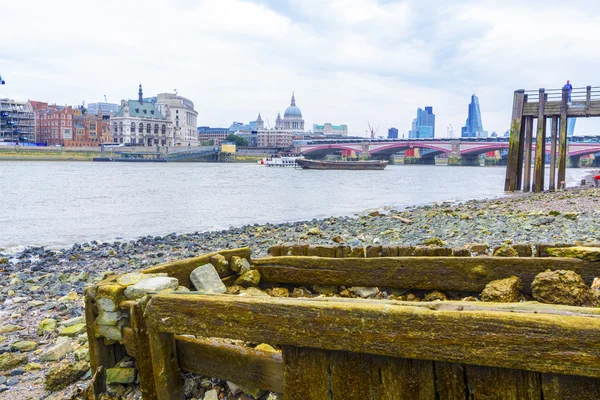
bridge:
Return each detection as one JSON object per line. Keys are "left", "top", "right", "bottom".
{"left": 166, "top": 146, "right": 220, "bottom": 162}
{"left": 296, "top": 138, "right": 600, "bottom": 166}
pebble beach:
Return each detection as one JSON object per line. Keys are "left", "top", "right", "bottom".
{"left": 2, "top": 185, "right": 600, "bottom": 399}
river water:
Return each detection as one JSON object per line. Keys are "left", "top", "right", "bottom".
{"left": 0, "top": 161, "right": 593, "bottom": 249}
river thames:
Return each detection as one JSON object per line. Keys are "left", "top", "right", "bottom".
{"left": 0, "top": 161, "right": 593, "bottom": 249}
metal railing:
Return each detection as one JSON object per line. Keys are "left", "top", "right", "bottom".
{"left": 524, "top": 86, "right": 600, "bottom": 102}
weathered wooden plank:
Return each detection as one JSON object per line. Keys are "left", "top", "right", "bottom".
{"left": 533, "top": 89, "right": 547, "bottom": 192}
{"left": 84, "top": 293, "right": 115, "bottom": 395}
{"left": 148, "top": 329, "right": 182, "bottom": 400}
{"left": 370, "top": 356, "right": 435, "bottom": 399}
{"left": 176, "top": 336, "right": 283, "bottom": 393}
{"left": 516, "top": 95, "right": 527, "bottom": 190}
{"left": 435, "top": 362, "right": 467, "bottom": 400}
{"left": 146, "top": 294, "right": 600, "bottom": 378}
{"left": 252, "top": 256, "right": 600, "bottom": 293}
{"left": 141, "top": 248, "right": 251, "bottom": 287}
{"left": 505, "top": 89, "right": 525, "bottom": 191}
{"left": 557, "top": 90, "right": 569, "bottom": 187}
{"left": 542, "top": 373, "right": 600, "bottom": 400}
{"left": 329, "top": 351, "right": 372, "bottom": 398}
{"left": 283, "top": 346, "right": 330, "bottom": 400}
{"left": 465, "top": 364, "right": 541, "bottom": 399}
{"left": 130, "top": 302, "right": 157, "bottom": 400}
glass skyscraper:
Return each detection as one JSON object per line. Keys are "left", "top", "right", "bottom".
{"left": 409, "top": 106, "right": 435, "bottom": 138}
{"left": 388, "top": 127, "right": 398, "bottom": 139}
{"left": 461, "top": 95, "right": 487, "bottom": 138}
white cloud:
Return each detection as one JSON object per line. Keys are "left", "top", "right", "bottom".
{"left": 1, "top": 0, "right": 600, "bottom": 136}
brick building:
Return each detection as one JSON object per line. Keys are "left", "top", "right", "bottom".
{"left": 33, "top": 103, "right": 74, "bottom": 146}
{"left": 64, "top": 111, "right": 112, "bottom": 147}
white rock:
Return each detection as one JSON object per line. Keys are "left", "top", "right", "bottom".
{"left": 348, "top": 286, "right": 379, "bottom": 298}
{"left": 124, "top": 277, "right": 179, "bottom": 300}
{"left": 58, "top": 316, "right": 85, "bottom": 327}
{"left": 96, "top": 310, "right": 119, "bottom": 326}
{"left": 204, "top": 389, "right": 219, "bottom": 400}
{"left": 227, "top": 382, "right": 242, "bottom": 395}
{"left": 189, "top": 264, "right": 226, "bottom": 294}
{"left": 97, "top": 297, "right": 117, "bottom": 312}
{"left": 40, "top": 340, "right": 73, "bottom": 361}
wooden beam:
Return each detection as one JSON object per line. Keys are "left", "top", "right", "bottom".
{"left": 505, "top": 90, "right": 526, "bottom": 191}
{"left": 558, "top": 89, "right": 569, "bottom": 187}
{"left": 549, "top": 116, "right": 558, "bottom": 191}
{"left": 251, "top": 256, "right": 600, "bottom": 294}
{"left": 523, "top": 116, "right": 534, "bottom": 192}
{"left": 84, "top": 293, "right": 115, "bottom": 395}
{"left": 465, "top": 364, "right": 542, "bottom": 399}
{"left": 141, "top": 247, "right": 251, "bottom": 288}
{"left": 130, "top": 302, "right": 157, "bottom": 400}
{"left": 516, "top": 94, "right": 528, "bottom": 190}
{"left": 176, "top": 336, "right": 283, "bottom": 393}
{"left": 145, "top": 294, "right": 600, "bottom": 379}
{"left": 542, "top": 372, "right": 600, "bottom": 400}
{"left": 148, "top": 329, "right": 182, "bottom": 400}
{"left": 533, "top": 89, "right": 547, "bottom": 192}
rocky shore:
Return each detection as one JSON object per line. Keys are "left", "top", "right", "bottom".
{"left": 2, "top": 186, "right": 600, "bottom": 399}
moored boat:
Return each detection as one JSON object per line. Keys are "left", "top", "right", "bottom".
{"left": 258, "top": 154, "right": 304, "bottom": 167}
{"left": 296, "top": 159, "right": 388, "bottom": 170}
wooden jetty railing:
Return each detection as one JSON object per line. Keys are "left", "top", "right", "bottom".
{"left": 85, "top": 245, "right": 600, "bottom": 399}
{"left": 505, "top": 85, "right": 600, "bottom": 192}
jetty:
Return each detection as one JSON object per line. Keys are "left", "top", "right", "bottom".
{"left": 505, "top": 85, "right": 600, "bottom": 192}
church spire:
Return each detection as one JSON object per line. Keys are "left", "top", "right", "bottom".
{"left": 138, "top": 84, "right": 143, "bottom": 104}
{"left": 290, "top": 91, "right": 296, "bottom": 106}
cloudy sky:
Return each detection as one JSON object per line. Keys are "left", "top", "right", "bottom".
{"left": 2, "top": 0, "right": 600, "bottom": 137}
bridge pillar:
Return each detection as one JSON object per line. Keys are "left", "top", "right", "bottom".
{"left": 448, "top": 155, "right": 480, "bottom": 166}
{"left": 592, "top": 156, "right": 600, "bottom": 168}
{"left": 568, "top": 156, "right": 581, "bottom": 168}
{"left": 404, "top": 157, "right": 435, "bottom": 165}
{"left": 361, "top": 142, "right": 370, "bottom": 159}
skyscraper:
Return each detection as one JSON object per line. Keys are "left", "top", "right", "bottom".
{"left": 461, "top": 95, "right": 487, "bottom": 138}
{"left": 388, "top": 127, "right": 398, "bottom": 139}
{"left": 408, "top": 106, "right": 435, "bottom": 138}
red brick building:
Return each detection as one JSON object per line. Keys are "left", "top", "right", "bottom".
{"left": 33, "top": 103, "right": 74, "bottom": 146}
{"left": 64, "top": 111, "right": 112, "bottom": 147}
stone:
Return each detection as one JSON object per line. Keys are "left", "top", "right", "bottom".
{"left": 58, "top": 316, "right": 85, "bottom": 327}
{"left": 124, "top": 277, "right": 179, "bottom": 299}
{"left": 266, "top": 287, "right": 289, "bottom": 297}
{"left": 97, "top": 284, "right": 126, "bottom": 312}
{"left": 423, "top": 291, "right": 448, "bottom": 302}
{"left": 307, "top": 227, "right": 322, "bottom": 236}
{"left": 348, "top": 286, "right": 379, "bottom": 298}
{"left": 469, "top": 244, "right": 489, "bottom": 255}
{"left": 11, "top": 341, "right": 37, "bottom": 352}
{"left": 97, "top": 310, "right": 119, "bottom": 326}
{"left": 492, "top": 246, "right": 519, "bottom": 257}
{"left": 461, "top": 296, "right": 477, "bottom": 301}
{"left": 44, "top": 360, "right": 89, "bottom": 391}
{"left": 59, "top": 323, "right": 87, "bottom": 337}
{"left": 117, "top": 272, "right": 145, "bottom": 287}
{"left": 228, "top": 381, "right": 242, "bottom": 395}
{"left": 234, "top": 270, "right": 261, "bottom": 288}
{"left": 57, "top": 291, "right": 79, "bottom": 303}
{"left": 231, "top": 257, "right": 252, "bottom": 274}
{"left": 106, "top": 367, "right": 136, "bottom": 384}
{"left": 190, "top": 264, "right": 226, "bottom": 294}
{"left": 210, "top": 254, "right": 230, "bottom": 276}
{"left": 0, "top": 352, "right": 27, "bottom": 372}
{"left": 37, "top": 318, "right": 57, "bottom": 335}
{"left": 96, "top": 322, "right": 125, "bottom": 341}
{"left": 406, "top": 293, "right": 421, "bottom": 302}
{"left": 547, "top": 246, "right": 600, "bottom": 262}
{"left": 512, "top": 244, "right": 533, "bottom": 257}
{"left": 255, "top": 343, "right": 277, "bottom": 353}
{"left": 25, "top": 362, "right": 42, "bottom": 371}
{"left": 332, "top": 235, "right": 345, "bottom": 243}
{"left": 532, "top": 270, "right": 597, "bottom": 306}
{"left": 424, "top": 237, "right": 444, "bottom": 247}
{"left": 0, "top": 324, "right": 23, "bottom": 334}
{"left": 74, "top": 348, "right": 89, "bottom": 361}
{"left": 226, "top": 285, "right": 244, "bottom": 295}
{"left": 0, "top": 257, "right": 7, "bottom": 264}
{"left": 291, "top": 287, "right": 313, "bottom": 298}
{"left": 40, "top": 340, "right": 73, "bottom": 361}
{"left": 481, "top": 276, "right": 523, "bottom": 303}
{"left": 239, "top": 287, "right": 270, "bottom": 297}
{"left": 204, "top": 389, "right": 219, "bottom": 400}
{"left": 414, "top": 246, "right": 453, "bottom": 256}
{"left": 312, "top": 285, "right": 338, "bottom": 295}
{"left": 452, "top": 248, "right": 471, "bottom": 257}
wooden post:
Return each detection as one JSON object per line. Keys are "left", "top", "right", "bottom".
{"left": 558, "top": 89, "right": 569, "bottom": 187}
{"left": 84, "top": 293, "right": 116, "bottom": 395}
{"left": 533, "top": 89, "right": 546, "bottom": 192}
{"left": 549, "top": 116, "right": 558, "bottom": 191}
{"left": 523, "top": 117, "right": 534, "bottom": 192}
{"left": 131, "top": 303, "right": 158, "bottom": 400}
{"left": 148, "top": 328, "right": 183, "bottom": 400}
{"left": 515, "top": 94, "right": 528, "bottom": 189}
{"left": 504, "top": 90, "right": 526, "bottom": 191}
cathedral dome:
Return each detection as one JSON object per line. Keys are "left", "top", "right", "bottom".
{"left": 283, "top": 92, "right": 302, "bottom": 118}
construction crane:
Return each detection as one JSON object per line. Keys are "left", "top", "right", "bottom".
{"left": 367, "top": 122, "right": 379, "bottom": 138}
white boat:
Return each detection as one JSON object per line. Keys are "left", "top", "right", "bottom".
{"left": 258, "top": 154, "right": 304, "bottom": 167}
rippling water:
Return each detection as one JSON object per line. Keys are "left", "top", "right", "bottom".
{"left": 0, "top": 161, "right": 592, "bottom": 248}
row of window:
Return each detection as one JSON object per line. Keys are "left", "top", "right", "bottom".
{"left": 41, "top": 113, "right": 72, "bottom": 119}
{"left": 112, "top": 122, "right": 167, "bottom": 134}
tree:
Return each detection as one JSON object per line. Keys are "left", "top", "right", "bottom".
{"left": 226, "top": 134, "right": 248, "bottom": 147}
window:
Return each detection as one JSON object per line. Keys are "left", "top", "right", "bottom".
{"left": 139, "top": 123, "right": 144, "bottom": 133}
{"left": 154, "top": 124, "right": 159, "bottom": 134}
{"left": 161, "top": 125, "right": 166, "bottom": 135}
{"left": 146, "top": 123, "right": 151, "bottom": 134}
{"left": 68, "top": 121, "right": 71, "bottom": 126}
{"left": 68, "top": 114, "right": 72, "bottom": 119}
{"left": 119, "top": 122, "right": 123, "bottom": 133}
{"left": 131, "top": 122, "right": 135, "bottom": 133}
{"left": 90, "top": 122, "right": 96, "bottom": 131}
{"left": 114, "top": 123, "right": 118, "bottom": 133}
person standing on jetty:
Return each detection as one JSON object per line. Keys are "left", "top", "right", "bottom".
{"left": 564, "top": 80, "right": 573, "bottom": 104}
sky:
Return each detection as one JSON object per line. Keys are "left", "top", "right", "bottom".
{"left": 2, "top": 0, "right": 600, "bottom": 137}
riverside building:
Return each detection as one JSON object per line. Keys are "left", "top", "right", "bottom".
{"left": 111, "top": 85, "right": 173, "bottom": 146}
{"left": 154, "top": 93, "right": 199, "bottom": 146}
{"left": 313, "top": 123, "right": 348, "bottom": 137}
{"left": 33, "top": 103, "right": 74, "bottom": 146}
{"left": 0, "top": 99, "right": 35, "bottom": 143}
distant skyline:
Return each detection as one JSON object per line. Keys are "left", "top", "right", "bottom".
{"left": 2, "top": 0, "right": 600, "bottom": 137}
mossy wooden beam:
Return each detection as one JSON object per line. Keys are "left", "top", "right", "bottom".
{"left": 465, "top": 364, "right": 542, "bottom": 399}
{"left": 84, "top": 293, "right": 115, "bottom": 395}
{"left": 176, "top": 336, "right": 283, "bottom": 393}
{"left": 251, "top": 256, "right": 600, "bottom": 293}
{"left": 557, "top": 89, "right": 569, "bottom": 187}
{"left": 130, "top": 302, "right": 157, "bottom": 400}
{"left": 148, "top": 328, "right": 182, "bottom": 400}
{"left": 549, "top": 115, "right": 559, "bottom": 191}
{"left": 523, "top": 116, "right": 534, "bottom": 192}
{"left": 146, "top": 294, "right": 600, "bottom": 379}
{"left": 141, "top": 247, "right": 251, "bottom": 287}
{"left": 533, "top": 89, "right": 547, "bottom": 192}
{"left": 505, "top": 89, "right": 525, "bottom": 191}
{"left": 541, "top": 372, "right": 600, "bottom": 399}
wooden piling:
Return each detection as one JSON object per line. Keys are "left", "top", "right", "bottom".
{"left": 549, "top": 116, "right": 558, "bottom": 191}
{"left": 504, "top": 90, "right": 525, "bottom": 191}
{"left": 523, "top": 117, "right": 534, "bottom": 192}
{"left": 515, "top": 94, "right": 527, "bottom": 190}
{"left": 533, "top": 89, "right": 546, "bottom": 192}
{"left": 558, "top": 89, "right": 569, "bottom": 187}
